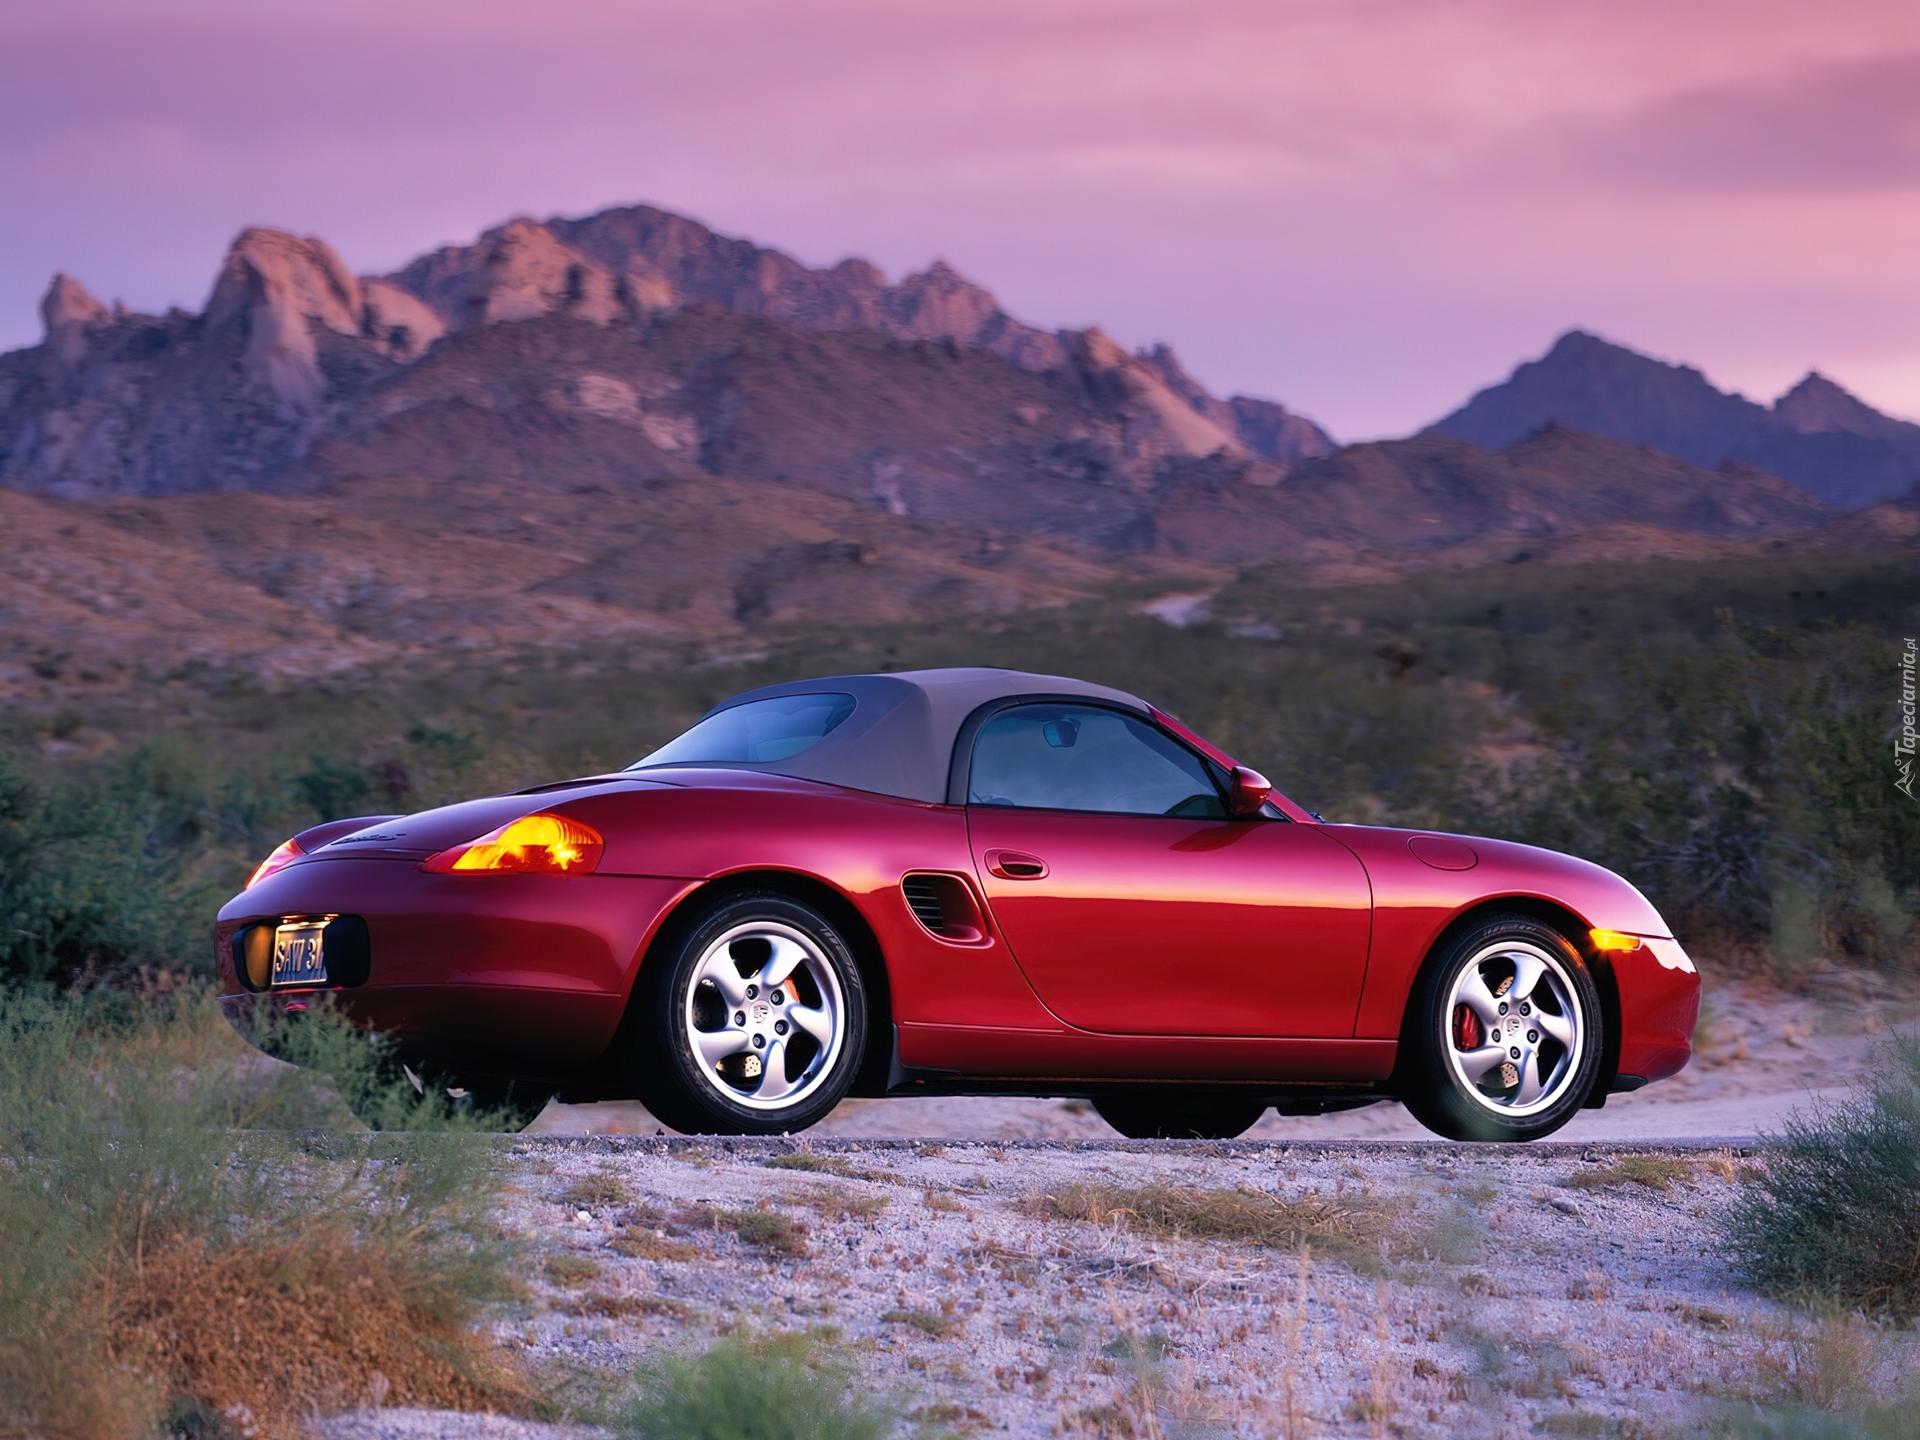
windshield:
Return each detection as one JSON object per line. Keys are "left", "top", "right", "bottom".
{"left": 629, "top": 693, "right": 858, "bottom": 768}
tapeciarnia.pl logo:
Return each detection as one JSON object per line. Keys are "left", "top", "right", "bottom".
{"left": 1899, "top": 636, "right": 1918, "bottom": 801}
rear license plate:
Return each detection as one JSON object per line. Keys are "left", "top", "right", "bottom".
{"left": 271, "top": 922, "right": 328, "bottom": 987}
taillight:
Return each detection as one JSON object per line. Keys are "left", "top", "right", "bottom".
{"left": 421, "top": 813, "right": 604, "bottom": 875}
{"left": 245, "top": 838, "right": 304, "bottom": 889}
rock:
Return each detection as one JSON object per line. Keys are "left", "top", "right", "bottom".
{"left": 40, "top": 274, "right": 110, "bottom": 366}
{"left": 360, "top": 279, "right": 446, "bottom": 362}
{"left": 204, "top": 228, "right": 367, "bottom": 414}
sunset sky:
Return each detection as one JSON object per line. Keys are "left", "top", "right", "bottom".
{"left": 4, "top": 0, "right": 1918, "bottom": 438}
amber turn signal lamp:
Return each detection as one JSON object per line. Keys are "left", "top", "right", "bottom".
{"left": 1590, "top": 929, "right": 1645, "bottom": 953}
{"left": 423, "top": 813, "right": 604, "bottom": 875}
{"left": 246, "top": 838, "right": 304, "bottom": 890}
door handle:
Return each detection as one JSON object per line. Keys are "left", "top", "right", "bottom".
{"left": 984, "top": 849, "right": 1048, "bottom": 880}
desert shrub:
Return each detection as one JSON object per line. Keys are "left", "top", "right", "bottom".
{"left": 0, "top": 752, "right": 222, "bottom": 984}
{"left": 0, "top": 986, "right": 520, "bottom": 1439}
{"left": 1721, "top": 1038, "right": 1920, "bottom": 1316}
{"left": 614, "top": 1334, "right": 891, "bottom": 1440}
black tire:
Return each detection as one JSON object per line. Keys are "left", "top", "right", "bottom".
{"left": 1092, "top": 1089, "right": 1268, "bottom": 1140}
{"left": 634, "top": 891, "right": 867, "bottom": 1136}
{"left": 1398, "top": 912, "right": 1602, "bottom": 1142}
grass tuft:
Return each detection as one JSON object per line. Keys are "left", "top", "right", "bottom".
{"left": 1721, "top": 1038, "right": 1920, "bottom": 1316}
{"left": 718, "top": 1207, "right": 810, "bottom": 1257}
{"left": 1564, "top": 1156, "right": 1697, "bottom": 1191}
{"left": 765, "top": 1152, "right": 852, "bottom": 1175}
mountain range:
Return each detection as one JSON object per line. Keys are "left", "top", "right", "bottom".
{"left": 1, "top": 203, "right": 1915, "bottom": 690}
{"left": 1428, "top": 329, "right": 1920, "bottom": 510}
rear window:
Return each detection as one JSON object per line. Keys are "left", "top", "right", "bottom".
{"left": 629, "top": 693, "right": 858, "bottom": 767}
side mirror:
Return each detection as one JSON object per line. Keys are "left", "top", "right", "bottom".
{"left": 1226, "top": 766, "right": 1273, "bottom": 817}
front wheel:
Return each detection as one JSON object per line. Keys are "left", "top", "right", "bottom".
{"left": 635, "top": 892, "right": 867, "bottom": 1136}
{"left": 1093, "top": 1089, "right": 1268, "bottom": 1140}
{"left": 1398, "top": 914, "right": 1602, "bottom": 1142}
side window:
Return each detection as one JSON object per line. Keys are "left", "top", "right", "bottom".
{"left": 967, "top": 705, "right": 1225, "bottom": 817}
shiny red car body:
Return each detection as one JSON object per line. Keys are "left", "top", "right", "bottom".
{"left": 216, "top": 668, "right": 1699, "bottom": 1136}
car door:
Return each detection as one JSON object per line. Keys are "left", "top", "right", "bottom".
{"left": 963, "top": 702, "right": 1372, "bottom": 1037}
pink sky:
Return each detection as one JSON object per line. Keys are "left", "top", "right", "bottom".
{"left": 4, "top": 0, "right": 1919, "bottom": 438}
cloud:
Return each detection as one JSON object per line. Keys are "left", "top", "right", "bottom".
{"left": 1556, "top": 53, "right": 1920, "bottom": 194}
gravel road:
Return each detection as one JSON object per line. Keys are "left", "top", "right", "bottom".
{"left": 315, "top": 977, "right": 1914, "bottom": 1438}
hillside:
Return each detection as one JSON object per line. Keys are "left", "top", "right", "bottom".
{"left": 1428, "top": 330, "right": 1920, "bottom": 509}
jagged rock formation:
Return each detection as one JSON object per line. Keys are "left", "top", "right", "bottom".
{"left": 0, "top": 204, "right": 1334, "bottom": 503}
{"left": 1428, "top": 330, "right": 1920, "bottom": 509}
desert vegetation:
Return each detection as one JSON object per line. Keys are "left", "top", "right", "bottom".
{"left": 1, "top": 547, "right": 1916, "bottom": 1437}
{"left": 3, "top": 549, "right": 1916, "bottom": 988}
{"left": 0, "top": 987, "right": 527, "bottom": 1439}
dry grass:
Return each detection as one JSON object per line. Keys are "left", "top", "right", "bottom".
{"left": 111, "top": 1234, "right": 527, "bottom": 1438}
{"left": 765, "top": 1152, "right": 853, "bottom": 1175}
{"left": 564, "top": 1291, "right": 690, "bottom": 1321}
{"left": 717, "top": 1206, "right": 810, "bottom": 1257}
{"left": 558, "top": 1173, "right": 631, "bottom": 1207}
{"left": 546, "top": 1254, "right": 602, "bottom": 1287}
{"left": 1564, "top": 1156, "right": 1698, "bottom": 1191}
{"left": 787, "top": 1188, "right": 889, "bottom": 1222}
{"left": 610, "top": 1227, "right": 703, "bottom": 1262}
{"left": 1033, "top": 1183, "right": 1400, "bottom": 1267}
{"left": 880, "top": 1308, "right": 960, "bottom": 1338}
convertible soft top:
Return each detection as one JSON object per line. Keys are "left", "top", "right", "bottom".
{"left": 639, "top": 668, "right": 1150, "bottom": 803}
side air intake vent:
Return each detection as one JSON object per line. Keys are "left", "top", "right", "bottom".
{"left": 900, "top": 872, "right": 988, "bottom": 944}
{"left": 903, "top": 876, "right": 947, "bottom": 933}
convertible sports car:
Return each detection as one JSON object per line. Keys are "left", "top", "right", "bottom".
{"left": 217, "top": 668, "right": 1699, "bottom": 1141}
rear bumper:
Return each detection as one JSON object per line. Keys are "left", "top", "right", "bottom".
{"left": 214, "top": 857, "right": 696, "bottom": 1072}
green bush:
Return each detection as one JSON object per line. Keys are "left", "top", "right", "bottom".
{"left": 615, "top": 1335, "right": 891, "bottom": 1440}
{"left": 1721, "top": 1038, "right": 1920, "bottom": 1316}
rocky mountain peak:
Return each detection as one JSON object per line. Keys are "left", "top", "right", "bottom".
{"left": 1770, "top": 372, "right": 1897, "bottom": 438}
{"left": 203, "top": 228, "right": 369, "bottom": 413}
{"left": 39, "top": 274, "right": 110, "bottom": 366}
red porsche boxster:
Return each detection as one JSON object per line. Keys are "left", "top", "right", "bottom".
{"left": 216, "top": 668, "right": 1699, "bottom": 1140}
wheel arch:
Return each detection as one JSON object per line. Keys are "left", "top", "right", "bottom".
{"left": 621, "top": 868, "right": 897, "bottom": 1101}
{"left": 1392, "top": 896, "right": 1620, "bottom": 1098}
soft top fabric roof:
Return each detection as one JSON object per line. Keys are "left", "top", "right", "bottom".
{"left": 633, "top": 667, "right": 1150, "bottom": 803}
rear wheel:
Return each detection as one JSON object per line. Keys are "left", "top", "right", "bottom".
{"left": 635, "top": 892, "right": 867, "bottom": 1136}
{"left": 1399, "top": 913, "right": 1601, "bottom": 1141}
{"left": 1092, "top": 1090, "right": 1268, "bottom": 1140}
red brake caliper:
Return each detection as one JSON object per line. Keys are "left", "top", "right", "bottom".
{"left": 1452, "top": 1006, "right": 1481, "bottom": 1050}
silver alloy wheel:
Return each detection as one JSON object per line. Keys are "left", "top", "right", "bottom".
{"left": 683, "top": 920, "right": 845, "bottom": 1112}
{"left": 1443, "top": 938, "right": 1585, "bottom": 1119}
